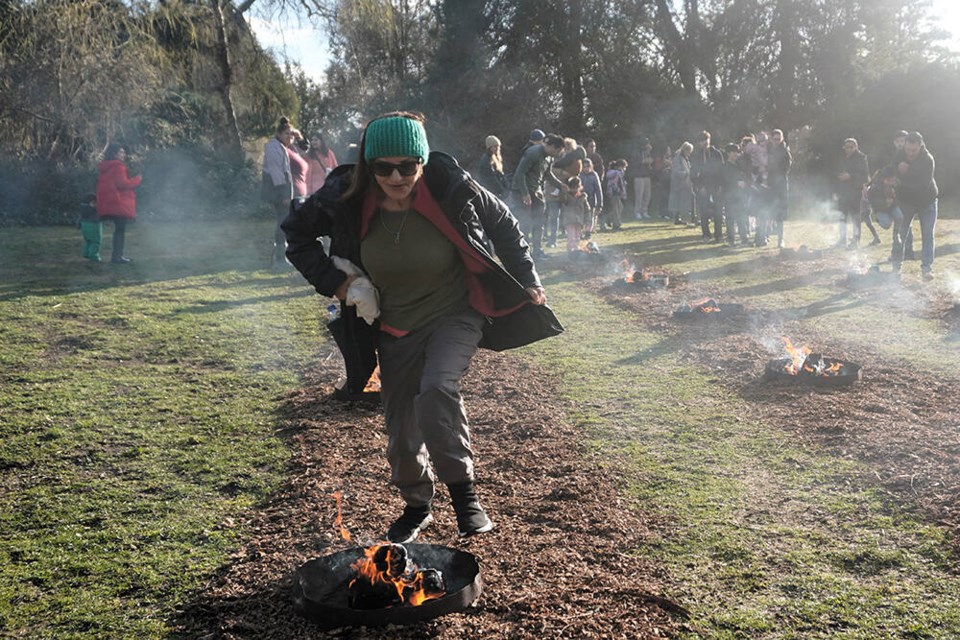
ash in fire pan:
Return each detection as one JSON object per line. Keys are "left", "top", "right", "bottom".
{"left": 293, "top": 543, "right": 482, "bottom": 630}
{"left": 763, "top": 353, "right": 863, "bottom": 388}
{"left": 673, "top": 298, "right": 745, "bottom": 319}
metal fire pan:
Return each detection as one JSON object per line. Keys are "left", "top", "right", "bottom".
{"left": 763, "top": 354, "right": 862, "bottom": 387}
{"left": 293, "top": 543, "right": 482, "bottom": 630}
{"left": 673, "top": 303, "right": 745, "bottom": 319}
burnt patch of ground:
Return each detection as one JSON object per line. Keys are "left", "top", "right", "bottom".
{"left": 172, "top": 351, "right": 680, "bottom": 639}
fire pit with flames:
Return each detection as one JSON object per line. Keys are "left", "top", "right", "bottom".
{"left": 293, "top": 495, "right": 482, "bottom": 630}
{"left": 616, "top": 260, "right": 670, "bottom": 289}
{"left": 763, "top": 338, "right": 862, "bottom": 387}
{"left": 673, "top": 298, "right": 745, "bottom": 319}
{"left": 293, "top": 542, "right": 482, "bottom": 630}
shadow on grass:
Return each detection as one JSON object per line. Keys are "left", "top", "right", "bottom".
{"left": 723, "top": 268, "right": 848, "bottom": 298}
{"left": 0, "top": 220, "right": 291, "bottom": 302}
{"left": 163, "top": 288, "right": 315, "bottom": 316}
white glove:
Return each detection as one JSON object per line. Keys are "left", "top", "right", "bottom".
{"left": 331, "top": 256, "right": 380, "bottom": 325}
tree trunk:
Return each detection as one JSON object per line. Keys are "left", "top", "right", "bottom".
{"left": 654, "top": 0, "right": 699, "bottom": 96}
{"left": 771, "top": 0, "right": 800, "bottom": 127}
{"left": 558, "top": 0, "right": 587, "bottom": 134}
{"left": 213, "top": 0, "right": 244, "bottom": 163}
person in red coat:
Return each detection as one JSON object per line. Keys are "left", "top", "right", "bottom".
{"left": 96, "top": 143, "right": 141, "bottom": 264}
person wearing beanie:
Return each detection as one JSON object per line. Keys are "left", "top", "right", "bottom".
{"left": 473, "top": 135, "right": 509, "bottom": 197}
{"left": 511, "top": 133, "right": 567, "bottom": 257}
{"left": 520, "top": 128, "right": 546, "bottom": 155}
{"left": 282, "top": 111, "right": 562, "bottom": 543}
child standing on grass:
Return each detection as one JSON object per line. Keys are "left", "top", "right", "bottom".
{"left": 77, "top": 193, "right": 101, "bottom": 262}
{"left": 561, "top": 176, "right": 590, "bottom": 254}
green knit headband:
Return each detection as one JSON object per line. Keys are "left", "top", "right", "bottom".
{"left": 363, "top": 116, "right": 430, "bottom": 165}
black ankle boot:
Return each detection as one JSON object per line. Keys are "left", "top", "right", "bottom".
{"left": 385, "top": 503, "right": 433, "bottom": 543}
{"left": 447, "top": 481, "right": 494, "bottom": 538}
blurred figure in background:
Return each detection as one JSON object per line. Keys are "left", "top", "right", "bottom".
{"left": 511, "top": 133, "right": 566, "bottom": 259}
{"left": 765, "top": 129, "right": 792, "bottom": 247}
{"left": 633, "top": 137, "right": 654, "bottom": 219}
{"left": 96, "top": 142, "right": 141, "bottom": 264}
{"left": 473, "top": 135, "right": 509, "bottom": 198}
{"left": 888, "top": 130, "right": 915, "bottom": 261}
{"left": 833, "top": 138, "right": 871, "bottom": 249}
{"left": 691, "top": 131, "right": 724, "bottom": 242}
{"left": 894, "top": 131, "right": 938, "bottom": 280}
{"left": 77, "top": 192, "right": 101, "bottom": 262}
{"left": 286, "top": 128, "right": 310, "bottom": 199}
{"left": 604, "top": 159, "right": 628, "bottom": 231}
{"left": 720, "top": 143, "right": 751, "bottom": 246}
{"left": 560, "top": 175, "right": 590, "bottom": 255}
{"left": 652, "top": 145, "right": 673, "bottom": 219}
{"left": 579, "top": 158, "right": 603, "bottom": 236}
{"left": 262, "top": 117, "right": 297, "bottom": 266}
{"left": 669, "top": 142, "right": 694, "bottom": 227}
{"left": 306, "top": 132, "right": 338, "bottom": 195}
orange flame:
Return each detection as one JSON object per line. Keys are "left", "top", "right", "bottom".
{"left": 333, "top": 492, "right": 352, "bottom": 541}
{"left": 619, "top": 259, "right": 637, "bottom": 282}
{"left": 363, "top": 365, "right": 381, "bottom": 393}
{"left": 780, "top": 338, "right": 846, "bottom": 377}
{"left": 781, "top": 337, "right": 811, "bottom": 375}
{"left": 349, "top": 543, "right": 446, "bottom": 607}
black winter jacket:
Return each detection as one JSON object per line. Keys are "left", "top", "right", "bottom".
{"left": 282, "top": 151, "right": 563, "bottom": 358}
{"left": 897, "top": 145, "right": 938, "bottom": 208}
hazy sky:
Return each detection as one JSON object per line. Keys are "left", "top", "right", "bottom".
{"left": 250, "top": 2, "right": 960, "bottom": 84}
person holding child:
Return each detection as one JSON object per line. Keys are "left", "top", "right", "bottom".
{"left": 96, "top": 143, "right": 141, "bottom": 264}
{"left": 867, "top": 166, "right": 903, "bottom": 261}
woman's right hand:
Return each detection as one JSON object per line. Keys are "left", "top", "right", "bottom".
{"left": 334, "top": 275, "right": 358, "bottom": 301}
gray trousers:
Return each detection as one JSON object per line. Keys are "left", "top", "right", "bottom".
{"left": 378, "top": 307, "right": 485, "bottom": 508}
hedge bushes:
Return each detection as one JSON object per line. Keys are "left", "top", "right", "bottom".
{"left": 0, "top": 150, "right": 267, "bottom": 227}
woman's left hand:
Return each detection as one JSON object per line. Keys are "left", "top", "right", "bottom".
{"left": 526, "top": 286, "right": 547, "bottom": 305}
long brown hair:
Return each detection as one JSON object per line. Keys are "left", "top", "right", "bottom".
{"left": 342, "top": 110, "right": 426, "bottom": 202}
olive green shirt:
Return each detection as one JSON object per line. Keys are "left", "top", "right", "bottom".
{"left": 361, "top": 208, "right": 468, "bottom": 332}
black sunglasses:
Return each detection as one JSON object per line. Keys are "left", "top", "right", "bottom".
{"left": 370, "top": 160, "right": 421, "bottom": 177}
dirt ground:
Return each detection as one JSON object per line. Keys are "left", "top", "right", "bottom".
{"left": 174, "top": 350, "right": 682, "bottom": 639}
{"left": 174, "top": 249, "right": 960, "bottom": 638}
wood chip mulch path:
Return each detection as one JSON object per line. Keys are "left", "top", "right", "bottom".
{"left": 173, "top": 349, "right": 682, "bottom": 639}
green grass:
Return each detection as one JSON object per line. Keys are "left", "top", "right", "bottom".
{"left": 0, "top": 220, "right": 326, "bottom": 638}
{"left": 522, "top": 217, "right": 960, "bottom": 638}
